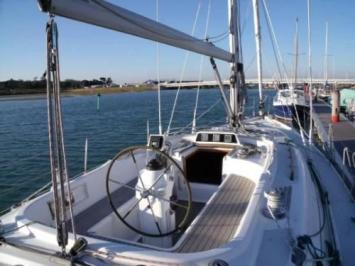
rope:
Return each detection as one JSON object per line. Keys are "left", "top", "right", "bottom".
{"left": 192, "top": 0, "right": 212, "bottom": 133}
{"left": 166, "top": 1, "right": 202, "bottom": 134}
{"left": 0, "top": 221, "right": 36, "bottom": 236}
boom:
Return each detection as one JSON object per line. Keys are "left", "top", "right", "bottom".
{"left": 38, "top": 0, "right": 233, "bottom": 62}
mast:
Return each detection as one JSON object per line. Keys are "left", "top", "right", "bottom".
{"left": 228, "top": 0, "right": 244, "bottom": 127}
{"left": 251, "top": 0, "right": 264, "bottom": 115}
{"left": 324, "top": 21, "right": 329, "bottom": 84}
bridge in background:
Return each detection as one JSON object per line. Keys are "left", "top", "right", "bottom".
{"left": 160, "top": 79, "right": 355, "bottom": 89}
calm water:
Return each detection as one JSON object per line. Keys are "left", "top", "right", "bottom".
{"left": 0, "top": 88, "right": 275, "bottom": 211}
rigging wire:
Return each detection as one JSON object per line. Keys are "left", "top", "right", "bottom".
{"left": 210, "top": 33, "right": 229, "bottom": 44}
{"left": 261, "top": 0, "right": 305, "bottom": 143}
{"left": 166, "top": 1, "right": 202, "bottom": 134}
{"left": 0, "top": 171, "right": 51, "bottom": 198}
{"left": 207, "top": 30, "right": 229, "bottom": 40}
{"left": 261, "top": 0, "right": 290, "bottom": 84}
{"left": 192, "top": 0, "right": 212, "bottom": 132}
{"left": 175, "top": 98, "right": 222, "bottom": 135}
{"left": 307, "top": 0, "right": 313, "bottom": 144}
{"left": 156, "top": 0, "right": 162, "bottom": 134}
{"left": 245, "top": 54, "right": 256, "bottom": 72}
{"left": 240, "top": 0, "right": 252, "bottom": 37}
{"left": 2, "top": 150, "right": 49, "bottom": 167}
{"left": 260, "top": 0, "right": 283, "bottom": 81}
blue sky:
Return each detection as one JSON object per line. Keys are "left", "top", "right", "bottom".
{"left": 1, "top": 0, "right": 355, "bottom": 83}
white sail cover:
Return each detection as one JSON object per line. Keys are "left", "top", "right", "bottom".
{"left": 38, "top": 0, "right": 233, "bottom": 62}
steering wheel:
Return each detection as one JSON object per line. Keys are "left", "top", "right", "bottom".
{"left": 105, "top": 145, "right": 192, "bottom": 237}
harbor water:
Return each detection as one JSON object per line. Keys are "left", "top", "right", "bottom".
{"left": 0, "top": 88, "right": 275, "bottom": 211}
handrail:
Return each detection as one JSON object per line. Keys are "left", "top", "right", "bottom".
{"left": 343, "top": 147, "right": 351, "bottom": 168}
{"left": 342, "top": 146, "right": 355, "bottom": 173}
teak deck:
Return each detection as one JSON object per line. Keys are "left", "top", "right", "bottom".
{"left": 177, "top": 175, "right": 255, "bottom": 253}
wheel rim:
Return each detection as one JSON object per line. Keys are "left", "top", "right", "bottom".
{"left": 105, "top": 145, "right": 192, "bottom": 237}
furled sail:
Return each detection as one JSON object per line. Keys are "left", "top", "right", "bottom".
{"left": 38, "top": 0, "right": 233, "bottom": 62}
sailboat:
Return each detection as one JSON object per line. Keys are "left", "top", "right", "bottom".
{"left": 273, "top": 18, "right": 309, "bottom": 128}
{"left": 0, "top": 0, "right": 353, "bottom": 265}
{"left": 318, "top": 22, "right": 332, "bottom": 100}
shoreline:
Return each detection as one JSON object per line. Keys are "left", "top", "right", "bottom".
{"left": 0, "top": 85, "right": 278, "bottom": 101}
{"left": 0, "top": 86, "right": 155, "bottom": 101}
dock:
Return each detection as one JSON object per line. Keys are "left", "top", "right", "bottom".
{"left": 312, "top": 100, "right": 355, "bottom": 198}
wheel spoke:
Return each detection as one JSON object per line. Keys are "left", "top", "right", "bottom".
{"left": 130, "top": 150, "right": 147, "bottom": 191}
{"left": 146, "top": 196, "right": 162, "bottom": 235}
{"left": 150, "top": 193, "right": 188, "bottom": 210}
{"left": 122, "top": 197, "right": 144, "bottom": 219}
{"left": 147, "top": 163, "right": 172, "bottom": 191}
{"left": 109, "top": 178, "right": 141, "bottom": 193}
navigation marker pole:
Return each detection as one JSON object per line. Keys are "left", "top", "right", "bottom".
{"left": 97, "top": 93, "right": 101, "bottom": 111}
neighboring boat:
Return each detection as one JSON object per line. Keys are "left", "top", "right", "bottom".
{"left": 272, "top": 18, "right": 309, "bottom": 128}
{"left": 341, "top": 88, "right": 355, "bottom": 121}
{"left": 1, "top": 0, "right": 352, "bottom": 265}
{"left": 273, "top": 84, "right": 309, "bottom": 128}
{"left": 345, "top": 98, "right": 355, "bottom": 121}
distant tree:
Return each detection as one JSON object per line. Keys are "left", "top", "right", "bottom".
{"left": 92, "top": 79, "right": 101, "bottom": 86}
{"left": 106, "top": 77, "right": 112, "bottom": 87}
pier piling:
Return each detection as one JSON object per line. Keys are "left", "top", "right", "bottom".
{"left": 331, "top": 87, "right": 340, "bottom": 123}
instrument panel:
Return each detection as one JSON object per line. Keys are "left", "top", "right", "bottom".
{"left": 196, "top": 132, "right": 237, "bottom": 144}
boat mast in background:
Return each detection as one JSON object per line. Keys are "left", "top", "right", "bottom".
{"left": 293, "top": 18, "right": 299, "bottom": 87}
{"left": 307, "top": 0, "right": 313, "bottom": 144}
{"left": 251, "top": 0, "right": 264, "bottom": 116}
{"left": 324, "top": 21, "right": 329, "bottom": 85}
